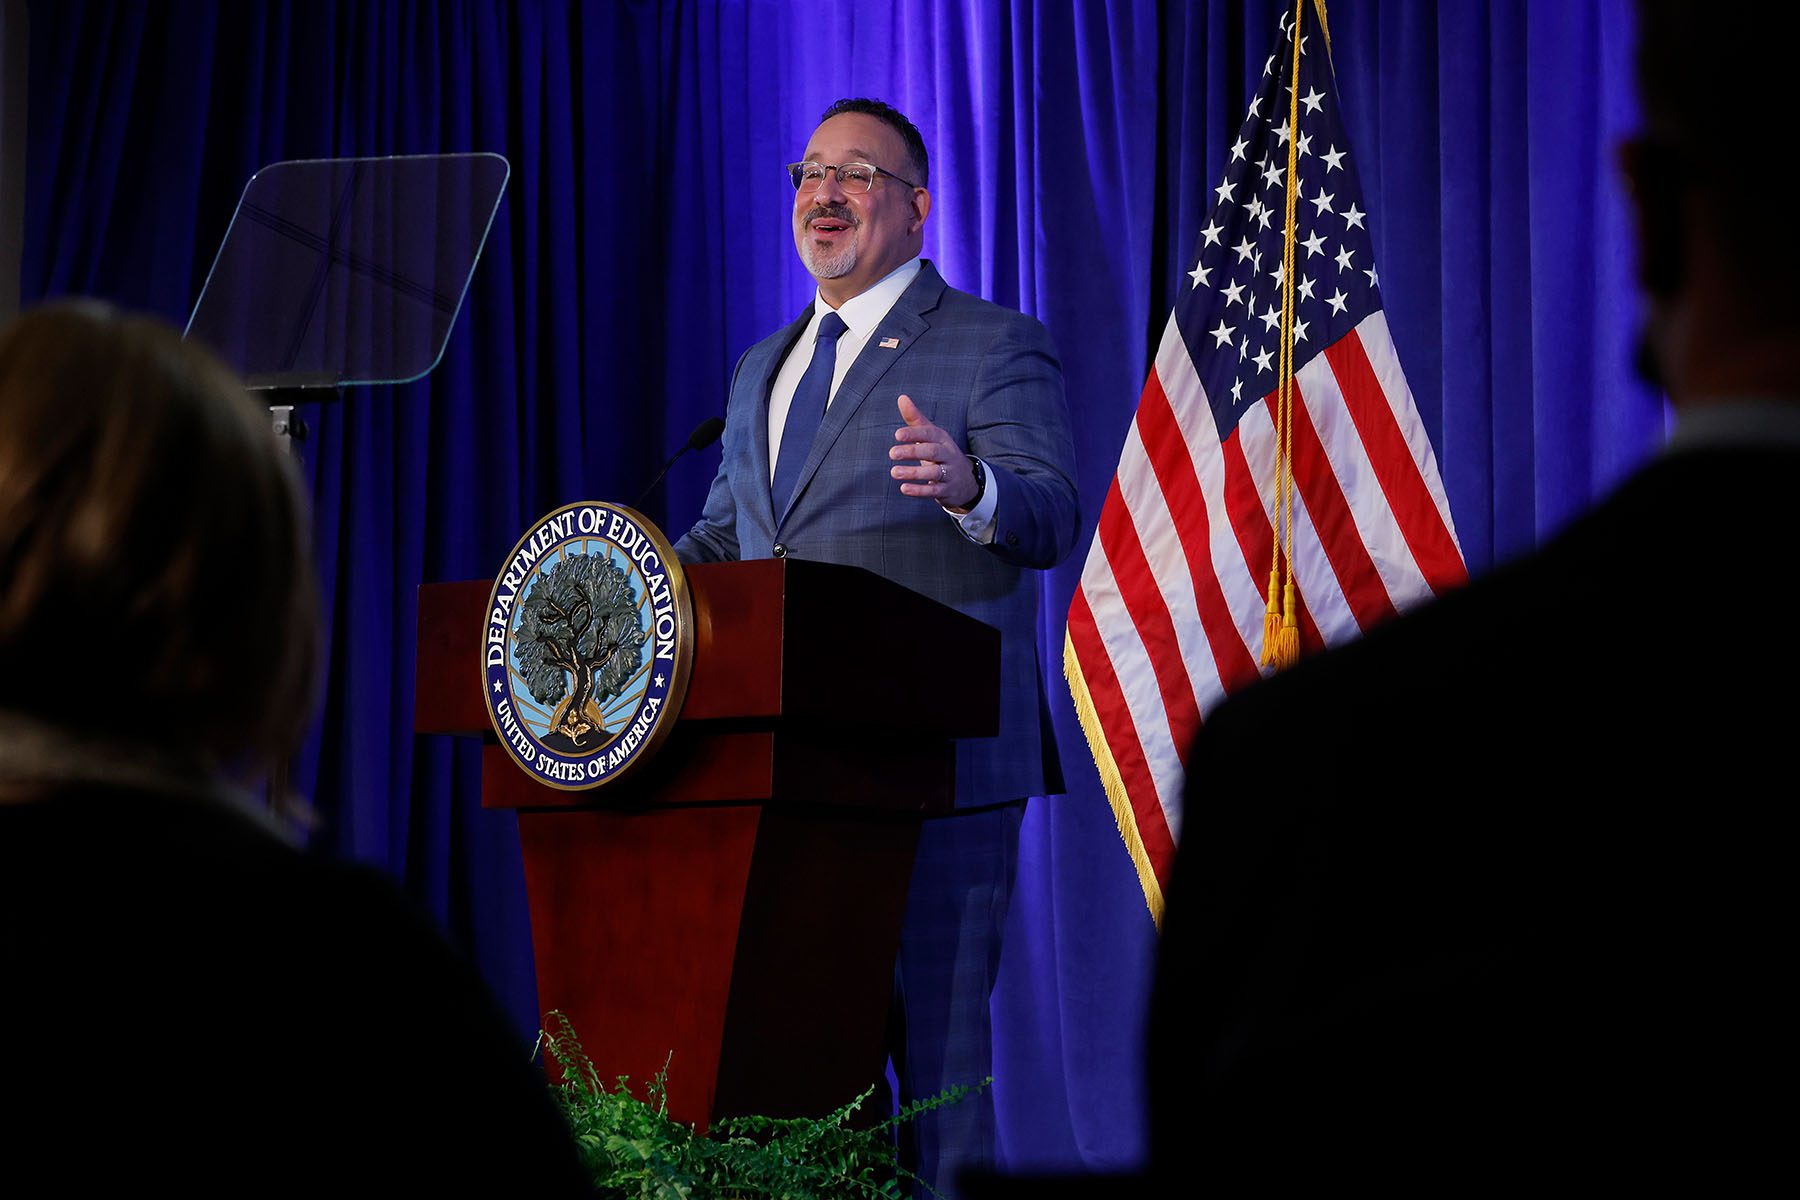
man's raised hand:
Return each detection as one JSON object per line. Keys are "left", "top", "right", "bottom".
{"left": 890, "top": 394, "right": 977, "bottom": 510}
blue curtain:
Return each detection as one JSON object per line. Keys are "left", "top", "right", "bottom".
{"left": 21, "top": 0, "right": 1657, "bottom": 1172}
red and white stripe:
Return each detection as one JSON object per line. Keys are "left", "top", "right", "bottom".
{"left": 1065, "top": 309, "right": 1465, "bottom": 922}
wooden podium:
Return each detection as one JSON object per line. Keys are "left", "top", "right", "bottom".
{"left": 414, "top": 558, "right": 1000, "bottom": 1127}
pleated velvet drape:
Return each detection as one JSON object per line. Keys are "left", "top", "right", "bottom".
{"left": 21, "top": 0, "right": 1654, "bottom": 1170}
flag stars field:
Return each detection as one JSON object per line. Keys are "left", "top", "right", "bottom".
{"left": 1174, "top": 20, "right": 1390, "bottom": 404}
{"left": 1169, "top": 17, "right": 1383, "bottom": 394}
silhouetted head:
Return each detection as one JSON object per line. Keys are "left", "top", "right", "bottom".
{"left": 0, "top": 302, "right": 319, "bottom": 772}
{"left": 1624, "top": 1, "right": 1800, "bottom": 401}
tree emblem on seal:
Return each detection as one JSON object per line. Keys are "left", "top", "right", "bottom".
{"left": 513, "top": 552, "right": 646, "bottom": 750}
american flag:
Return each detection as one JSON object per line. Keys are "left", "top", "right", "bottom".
{"left": 1064, "top": 2, "right": 1466, "bottom": 923}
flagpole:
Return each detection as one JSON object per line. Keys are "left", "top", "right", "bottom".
{"left": 1263, "top": 0, "right": 1310, "bottom": 671}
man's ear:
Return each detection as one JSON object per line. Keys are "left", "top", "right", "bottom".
{"left": 1619, "top": 136, "right": 1686, "bottom": 298}
{"left": 911, "top": 187, "right": 932, "bottom": 236}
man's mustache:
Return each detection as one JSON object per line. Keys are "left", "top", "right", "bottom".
{"left": 803, "top": 204, "right": 858, "bottom": 228}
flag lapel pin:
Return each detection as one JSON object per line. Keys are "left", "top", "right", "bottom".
{"left": 879, "top": 336, "right": 901, "bottom": 349}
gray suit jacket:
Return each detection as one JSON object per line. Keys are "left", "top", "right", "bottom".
{"left": 675, "top": 261, "right": 1079, "bottom": 805}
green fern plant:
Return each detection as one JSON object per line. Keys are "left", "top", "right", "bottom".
{"left": 536, "top": 1010, "right": 984, "bottom": 1200}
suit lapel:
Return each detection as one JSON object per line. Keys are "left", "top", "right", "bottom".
{"left": 748, "top": 308, "right": 813, "bottom": 530}
{"left": 776, "top": 263, "right": 948, "bottom": 528}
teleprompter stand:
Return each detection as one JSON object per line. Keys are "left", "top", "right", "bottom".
{"left": 184, "top": 151, "right": 509, "bottom": 810}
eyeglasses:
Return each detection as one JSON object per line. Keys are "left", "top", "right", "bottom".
{"left": 785, "top": 161, "right": 920, "bottom": 194}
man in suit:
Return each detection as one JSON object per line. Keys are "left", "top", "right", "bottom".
{"left": 1147, "top": 0, "right": 1799, "bottom": 1186}
{"left": 675, "top": 99, "right": 1078, "bottom": 1196}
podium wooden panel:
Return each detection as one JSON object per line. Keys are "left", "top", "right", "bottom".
{"left": 415, "top": 559, "right": 999, "bottom": 1127}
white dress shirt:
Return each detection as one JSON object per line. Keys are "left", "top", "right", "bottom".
{"left": 767, "top": 257, "right": 998, "bottom": 542}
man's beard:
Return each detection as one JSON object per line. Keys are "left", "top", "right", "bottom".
{"left": 797, "top": 204, "right": 858, "bottom": 279}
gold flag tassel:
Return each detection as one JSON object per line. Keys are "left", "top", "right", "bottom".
{"left": 1260, "top": 563, "right": 1282, "bottom": 666}
{"left": 1267, "top": 0, "right": 1309, "bottom": 671}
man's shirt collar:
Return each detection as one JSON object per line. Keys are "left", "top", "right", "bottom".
{"left": 814, "top": 257, "right": 923, "bottom": 341}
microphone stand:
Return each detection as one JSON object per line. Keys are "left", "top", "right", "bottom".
{"left": 633, "top": 418, "right": 725, "bottom": 510}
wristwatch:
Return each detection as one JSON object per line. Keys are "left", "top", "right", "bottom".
{"left": 966, "top": 455, "right": 987, "bottom": 504}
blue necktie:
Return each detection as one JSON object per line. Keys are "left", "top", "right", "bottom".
{"left": 771, "top": 311, "right": 848, "bottom": 515}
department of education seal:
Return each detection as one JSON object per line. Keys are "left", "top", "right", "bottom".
{"left": 482, "top": 502, "right": 694, "bottom": 791}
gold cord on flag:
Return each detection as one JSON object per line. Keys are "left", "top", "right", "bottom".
{"left": 1261, "top": 0, "right": 1309, "bottom": 671}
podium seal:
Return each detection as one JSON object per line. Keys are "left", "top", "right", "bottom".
{"left": 482, "top": 502, "right": 694, "bottom": 790}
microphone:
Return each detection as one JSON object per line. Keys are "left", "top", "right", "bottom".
{"left": 632, "top": 417, "right": 726, "bottom": 509}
